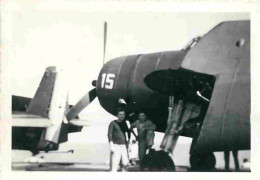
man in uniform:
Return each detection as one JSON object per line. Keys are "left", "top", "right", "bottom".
{"left": 130, "top": 111, "right": 156, "bottom": 163}
{"left": 108, "top": 108, "right": 131, "bottom": 172}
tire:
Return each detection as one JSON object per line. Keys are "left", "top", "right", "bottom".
{"left": 190, "top": 153, "right": 216, "bottom": 171}
{"left": 140, "top": 150, "right": 175, "bottom": 171}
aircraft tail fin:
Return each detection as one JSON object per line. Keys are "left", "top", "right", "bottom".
{"left": 26, "top": 67, "right": 57, "bottom": 118}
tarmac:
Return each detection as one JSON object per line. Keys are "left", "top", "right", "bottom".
{"left": 12, "top": 162, "right": 250, "bottom": 172}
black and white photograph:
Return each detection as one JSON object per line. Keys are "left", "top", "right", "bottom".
{"left": 1, "top": 1, "right": 259, "bottom": 178}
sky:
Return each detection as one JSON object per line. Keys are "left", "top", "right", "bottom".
{"left": 8, "top": 12, "right": 249, "bottom": 145}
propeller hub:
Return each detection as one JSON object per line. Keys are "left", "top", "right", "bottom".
{"left": 92, "top": 80, "right": 97, "bottom": 87}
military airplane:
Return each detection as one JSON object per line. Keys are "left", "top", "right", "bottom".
{"left": 12, "top": 20, "right": 250, "bottom": 171}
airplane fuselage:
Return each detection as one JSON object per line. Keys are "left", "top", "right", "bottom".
{"left": 96, "top": 21, "right": 250, "bottom": 154}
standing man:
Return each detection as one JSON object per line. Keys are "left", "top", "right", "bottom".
{"left": 130, "top": 110, "right": 156, "bottom": 163}
{"left": 108, "top": 108, "right": 131, "bottom": 172}
{"left": 224, "top": 150, "right": 240, "bottom": 171}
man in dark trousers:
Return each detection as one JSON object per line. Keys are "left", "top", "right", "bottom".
{"left": 130, "top": 110, "right": 156, "bottom": 163}
{"left": 108, "top": 108, "right": 131, "bottom": 172}
{"left": 224, "top": 150, "right": 240, "bottom": 171}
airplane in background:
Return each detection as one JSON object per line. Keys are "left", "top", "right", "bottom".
{"left": 12, "top": 20, "right": 250, "bottom": 171}
{"left": 12, "top": 67, "right": 89, "bottom": 155}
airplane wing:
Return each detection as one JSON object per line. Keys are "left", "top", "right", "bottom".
{"left": 143, "top": 21, "right": 250, "bottom": 154}
{"left": 12, "top": 112, "right": 51, "bottom": 127}
{"left": 181, "top": 21, "right": 250, "bottom": 153}
{"left": 69, "top": 119, "right": 108, "bottom": 127}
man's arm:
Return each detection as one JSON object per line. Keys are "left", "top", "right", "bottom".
{"left": 130, "top": 120, "right": 138, "bottom": 130}
{"left": 145, "top": 121, "right": 156, "bottom": 131}
{"left": 108, "top": 121, "right": 114, "bottom": 143}
{"left": 124, "top": 121, "right": 131, "bottom": 142}
{"left": 108, "top": 121, "right": 115, "bottom": 152}
{"left": 130, "top": 120, "right": 138, "bottom": 139}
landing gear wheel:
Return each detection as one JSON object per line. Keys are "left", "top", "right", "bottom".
{"left": 140, "top": 150, "right": 175, "bottom": 171}
{"left": 190, "top": 153, "right": 216, "bottom": 171}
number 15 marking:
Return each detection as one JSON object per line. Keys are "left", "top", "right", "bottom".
{"left": 101, "top": 73, "right": 115, "bottom": 89}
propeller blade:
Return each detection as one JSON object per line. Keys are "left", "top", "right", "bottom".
{"left": 66, "top": 88, "right": 97, "bottom": 121}
{"left": 103, "top": 21, "right": 107, "bottom": 65}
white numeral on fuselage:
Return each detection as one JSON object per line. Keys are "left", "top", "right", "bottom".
{"left": 101, "top": 73, "right": 115, "bottom": 89}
